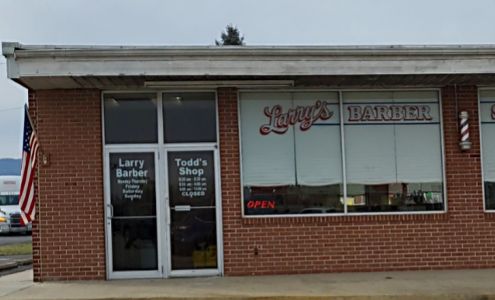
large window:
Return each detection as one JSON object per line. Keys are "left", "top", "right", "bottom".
{"left": 240, "top": 90, "right": 445, "bottom": 216}
{"left": 104, "top": 92, "right": 217, "bottom": 145}
{"left": 104, "top": 93, "right": 158, "bottom": 144}
{"left": 240, "top": 92, "right": 343, "bottom": 215}
{"left": 480, "top": 89, "right": 495, "bottom": 210}
{"left": 343, "top": 91, "right": 444, "bottom": 212}
{"left": 162, "top": 92, "right": 217, "bottom": 143}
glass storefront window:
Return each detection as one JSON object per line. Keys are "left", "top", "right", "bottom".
{"left": 343, "top": 91, "right": 444, "bottom": 212}
{"left": 480, "top": 90, "right": 495, "bottom": 210}
{"left": 239, "top": 90, "right": 445, "bottom": 216}
{"left": 109, "top": 152, "right": 158, "bottom": 271}
{"left": 240, "top": 92, "right": 344, "bottom": 215}
{"left": 104, "top": 93, "right": 158, "bottom": 144}
{"left": 162, "top": 92, "right": 217, "bottom": 143}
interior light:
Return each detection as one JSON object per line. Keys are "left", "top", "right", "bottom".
{"left": 107, "top": 98, "right": 120, "bottom": 107}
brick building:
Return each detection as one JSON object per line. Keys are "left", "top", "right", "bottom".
{"left": 3, "top": 43, "right": 495, "bottom": 281}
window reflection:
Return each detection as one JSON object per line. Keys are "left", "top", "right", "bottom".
{"left": 346, "top": 183, "right": 443, "bottom": 212}
{"left": 104, "top": 94, "right": 158, "bottom": 144}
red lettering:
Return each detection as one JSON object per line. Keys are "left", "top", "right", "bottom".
{"left": 260, "top": 100, "right": 334, "bottom": 135}
{"left": 246, "top": 200, "right": 276, "bottom": 209}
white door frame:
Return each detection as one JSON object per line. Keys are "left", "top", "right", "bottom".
{"left": 161, "top": 143, "right": 224, "bottom": 278}
{"left": 104, "top": 146, "right": 164, "bottom": 279}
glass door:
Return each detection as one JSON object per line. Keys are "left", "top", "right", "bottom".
{"left": 165, "top": 147, "right": 221, "bottom": 276}
{"left": 105, "top": 150, "right": 162, "bottom": 279}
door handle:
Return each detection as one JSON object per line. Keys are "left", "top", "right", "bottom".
{"left": 174, "top": 205, "right": 191, "bottom": 212}
{"left": 166, "top": 197, "right": 171, "bottom": 225}
{"left": 107, "top": 204, "right": 114, "bottom": 218}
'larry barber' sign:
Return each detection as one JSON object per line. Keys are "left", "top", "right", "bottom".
{"left": 110, "top": 152, "right": 155, "bottom": 205}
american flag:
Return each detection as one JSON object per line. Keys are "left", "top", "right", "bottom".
{"left": 19, "top": 106, "right": 39, "bottom": 225}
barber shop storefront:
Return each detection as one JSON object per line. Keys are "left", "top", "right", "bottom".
{"left": 3, "top": 43, "right": 495, "bottom": 281}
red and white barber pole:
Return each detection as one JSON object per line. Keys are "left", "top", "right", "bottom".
{"left": 459, "top": 111, "right": 472, "bottom": 151}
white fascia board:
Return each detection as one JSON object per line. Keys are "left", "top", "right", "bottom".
{"left": 1, "top": 42, "right": 21, "bottom": 79}
{"left": 11, "top": 57, "right": 495, "bottom": 77}
{"left": 4, "top": 43, "right": 495, "bottom": 78}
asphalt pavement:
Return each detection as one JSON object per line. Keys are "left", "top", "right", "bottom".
{"left": 0, "top": 234, "right": 31, "bottom": 246}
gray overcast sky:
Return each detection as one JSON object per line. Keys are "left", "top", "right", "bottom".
{"left": 1, "top": 0, "right": 495, "bottom": 158}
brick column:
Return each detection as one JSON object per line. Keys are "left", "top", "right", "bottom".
{"left": 441, "top": 85, "right": 484, "bottom": 215}
{"left": 31, "top": 89, "right": 105, "bottom": 281}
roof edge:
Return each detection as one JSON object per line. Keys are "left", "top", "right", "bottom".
{"left": 1, "top": 42, "right": 21, "bottom": 57}
{"left": 5, "top": 42, "right": 495, "bottom": 58}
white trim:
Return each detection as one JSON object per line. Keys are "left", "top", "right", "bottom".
{"left": 438, "top": 89, "right": 448, "bottom": 213}
{"left": 102, "top": 90, "right": 223, "bottom": 278}
{"left": 241, "top": 210, "right": 447, "bottom": 219}
{"left": 8, "top": 43, "right": 495, "bottom": 55}
{"left": 238, "top": 88, "right": 447, "bottom": 218}
{"left": 478, "top": 87, "right": 495, "bottom": 213}
{"left": 163, "top": 145, "right": 223, "bottom": 277}
{"left": 236, "top": 89, "right": 246, "bottom": 217}
{"left": 104, "top": 147, "right": 162, "bottom": 280}
{"left": 238, "top": 88, "right": 443, "bottom": 92}
{"left": 168, "top": 269, "right": 221, "bottom": 278}
{"left": 144, "top": 80, "right": 294, "bottom": 89}
{"left": 6, "top": 43, "right": 495, "bottom": 81}
{"left": 339, "top": 91, "right": 347, "bottom": 214}
{"left": 101, "top": 92, "right": 110, "bottom": 280}
{"left": 157, "top": 92, "right": 164, "bottom": 145}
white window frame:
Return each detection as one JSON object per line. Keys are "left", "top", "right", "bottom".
{"left": 101, "top": 90, "right": 224, "bottom": 279}
{"left": 478, "top": 87, "right": 495, "bottom": 213}
{"left": 238, "top": 88, "right": 447, "bottom": 218}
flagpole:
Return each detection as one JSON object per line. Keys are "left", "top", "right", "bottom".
{"left": 24, "top": 104, "right": 37, "bottom": 135}
{"left": 35, "top": 105, "right": 42, "bottom": 283}
{"left": 26, "top": 103, "right": 42, "bottom": 282}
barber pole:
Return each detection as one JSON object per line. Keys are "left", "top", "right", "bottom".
{"left": 459, "top": 111, "right": 472, "bottom": 151}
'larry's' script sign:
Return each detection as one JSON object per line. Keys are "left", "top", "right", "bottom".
{"left": 260, "top": 100, "right": 333, "bottom": 135}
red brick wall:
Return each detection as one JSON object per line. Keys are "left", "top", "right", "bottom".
{"left": 218, "top": 86, "right": 495, "bottom": 275}
{"left": 30, "top": 89, "right": 105, "bottom": 281}
{"left": 30, "top": 85, "right": 495, "bottom": 280}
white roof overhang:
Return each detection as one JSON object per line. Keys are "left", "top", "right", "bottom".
{"left": 3, "top": 42, "right": 495, "bottom": 89}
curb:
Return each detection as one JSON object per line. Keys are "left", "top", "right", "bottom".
{"left": 0, "top": 258, "right": 32, "bottom": 271}
{"left": 10, "top": 295, "right": 495, "bottom": 300}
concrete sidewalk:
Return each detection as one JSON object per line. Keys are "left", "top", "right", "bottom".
{"left": 2, "top": 268, "right": 495, "bottom": 300}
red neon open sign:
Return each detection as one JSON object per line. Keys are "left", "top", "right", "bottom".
{"left": 246, "top": 200, "right": 276, "bottom": 209}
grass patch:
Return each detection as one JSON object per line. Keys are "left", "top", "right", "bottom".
{"left": 0, "top": 242, "right": 32, "bottom": 256}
